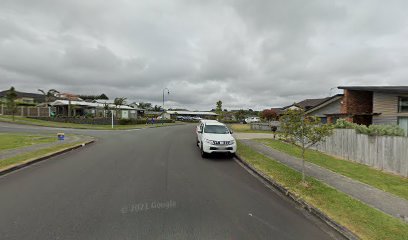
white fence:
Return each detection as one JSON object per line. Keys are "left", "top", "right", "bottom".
{"left": 314, "top": 129, "right": 408, "bottom": 177}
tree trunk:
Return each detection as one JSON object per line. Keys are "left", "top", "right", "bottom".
{"left": 301, "top": 147, "right": 306, "bottom": 182}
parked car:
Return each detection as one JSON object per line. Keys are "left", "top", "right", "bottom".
{"left": 244, "top": 117, "right": 260, "bottom": 124}
{"left": 196, "top": 120, "right": 237, "bottom": 158}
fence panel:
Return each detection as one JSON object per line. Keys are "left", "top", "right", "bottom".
{"left": 314, "top": 129, "right": 407, "bottom": 177}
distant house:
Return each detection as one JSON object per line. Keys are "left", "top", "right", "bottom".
{"left": 328, "top": 86, "right": 408, "bottom": 134}
{"left": 305, "top": 94, "right": 343, "bottom": 123}
{"left": 282, "top": 97, "right": 333, "bottom": 111}
{"left": 0, "top": 90, "right": 45, "bottom": 104}
{"left": 280, "top": 96, "right": 343, "bottom": 123}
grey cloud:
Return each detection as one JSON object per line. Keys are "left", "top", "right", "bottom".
{"left": 1, "top": 0, "right": 408, "bottom": 110}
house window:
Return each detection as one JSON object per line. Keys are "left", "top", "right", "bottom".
{"left": 398, "top": 97, "right": 408, "bottom": 112}
{"left": 398, "top": 117, "right": 408, "bottom": 136}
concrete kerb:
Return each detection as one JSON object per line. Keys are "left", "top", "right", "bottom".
{"left": 234, "top": 153, "right": 359, "bottom": 240}
{"left": 0, "top": 139, "right": 95, "bottom": 176}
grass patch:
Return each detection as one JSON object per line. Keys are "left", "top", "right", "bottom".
{"left": 0, "top": 142, "right": 88, "bottom": 170}
{"left": 0, "top": 115, "right": 180, "bottom": 130}
{"left": 229, "top": 123, "right": 275, "bottom": 134}
{"left": 237, "top": 141, "right": 408, "bottom": 240}
{"left": 0, "top": 133, "right": 56, "bottom": 151}
{"left": 256, "top": 139, "right": 408, "bottom": 200}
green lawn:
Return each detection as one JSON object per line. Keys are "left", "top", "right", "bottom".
{"left": 0, "top": 133, "right": 56, "bottom": 151}
{"left": 228, "top": 123, "right": 275, "bottom": 134}
{"left": 237, "top": 142, "right": 408, "bottom": 240}
{"left": 255, "top": 139, "right": 408, "bottom": 200}
{"left": 0, "top": 141, "right": 89, "bottom": 170}
{"left": 0, "top": 115, "right": 180, "bottom": 130}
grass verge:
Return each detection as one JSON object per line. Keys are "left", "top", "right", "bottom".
{"left": 228, "top": 123, "right": 275, "bottom": 134}
{"left": 237, "top": 141, "right": 408, "bottom": 240}
{"left": 0, "top": 141, "right": 90, "bottom": 170}
{"left": 0, "top": 115, "right": 180, "bottom": 130}
{"left": 0, "top": 133, "right": 56, "bottom": 151}
{"left": 256, "top": 139, "right": 408, "bottom": 201}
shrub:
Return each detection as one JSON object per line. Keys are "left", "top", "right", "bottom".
{"left": 118, "top": 119, "right": 133, "bottom": 125}
{"left": 334, "top": 119, "right": 405, "bottom": 137}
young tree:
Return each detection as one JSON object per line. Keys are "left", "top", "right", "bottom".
{"left": 6, "top": 87, "right": 18, "bottom": 121}
{"left": 38, "top": 89, "right": 59, "bottom": 105}
{"left": 280, "top": 109, "right": 333, "bottom": 182}
{"left": 260, "top": 109, "right": 278, "bottom": 121}
{"left": 215, "top": 100, "right": 222, "bottom": 120}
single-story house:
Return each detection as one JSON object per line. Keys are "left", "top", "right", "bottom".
{"left": 304, "top": 94, "right": 343, "bottom": 123}
{"left": 163, "top": 111, "right": 218, "bottom": 120}
{"left": 50, "top": 100, "right": 138, "bottom": 119}
{"left": 279, "top": 95, "right": 343, "bottom": 123}
{"left": 0, "top": 90, "right": 45, "bottom": 104}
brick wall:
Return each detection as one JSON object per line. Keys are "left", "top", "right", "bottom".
{"left": 341, "top": 90, "right": 373, "bottom": 114}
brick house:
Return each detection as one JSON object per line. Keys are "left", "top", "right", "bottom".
{"left": 327, "top": 86, "right": 408, "bottom": 134}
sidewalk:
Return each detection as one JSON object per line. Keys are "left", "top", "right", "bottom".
{"left": 233, "top": 132, "right": 276, "bottom": 140}
{"left": 240, "top": 139, "right": 408, "bottom": 222}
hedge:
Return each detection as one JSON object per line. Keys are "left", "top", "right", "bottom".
{"left": 334, "top": 119, "right": 405, "bottom": 137}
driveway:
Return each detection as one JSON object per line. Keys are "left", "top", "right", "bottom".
{"left": 0, "top": 122, "right": 342, "bottom": 239}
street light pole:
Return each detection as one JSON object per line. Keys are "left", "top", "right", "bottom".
{"left": 162, "top": 88, "right": 170, "bottom": 111}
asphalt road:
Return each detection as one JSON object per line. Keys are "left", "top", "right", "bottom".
{"left": 0, "top": 122, "right": 344, "bottom": 240}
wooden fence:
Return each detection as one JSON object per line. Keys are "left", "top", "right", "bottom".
{"left": 0, "top": 105, "right": 54, "bottom": 117}
{"left": 314, "top": 129, "right": 408, "bottom": 177}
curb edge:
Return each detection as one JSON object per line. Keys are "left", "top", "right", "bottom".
{"left": 0, "top": 140, "right": 95, "bottom": 176}
{"left": 234, "top": 153, "right": 360, "bottom": 240}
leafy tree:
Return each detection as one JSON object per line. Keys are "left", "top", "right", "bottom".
{"left": 78, "top": 94, "right": 109, "bottom": 100}
{"left": 38, "top": 89, "right": 59, "bottom": 105}
{"left": 280, "top": 109, "right": 333, "bottom": 182}
{"left": 260, "top": 109, "right": 278, "bottom": 121}
{"left": 6, "top": 87, "right": 18, "bottom": 121}
{"left": 114, "top": 97, "right": 127, "bottom": 118}
{"left": 152, "top": 105, "right": 163, "bottom": 111}
{"left": 138, "top": 102, "right": 152, "bottom": 109}
{"left": 234, "top": 109, "right": 246, "bottom": 121}
{"left": 99, "top": 93, "right": 109, "bottom": 100}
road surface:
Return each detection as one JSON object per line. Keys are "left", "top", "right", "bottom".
{"left": 0, "top": 122, "right": 344, "bottom": 239}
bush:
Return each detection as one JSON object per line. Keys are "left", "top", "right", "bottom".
{"left": 118, "top": 119, "right": 133, "bottom": 125}
{"left": 334, "top": 119, "right": 405, "bottom": 137}
{"left": 118, "top": 118, "right": 174, "bottom": 125}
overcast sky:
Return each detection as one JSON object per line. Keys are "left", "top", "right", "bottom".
{"left": 1, "top": 0, "right": 408, "bottom": 110}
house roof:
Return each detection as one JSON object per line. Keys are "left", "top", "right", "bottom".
{"left": 0, "top": 90, "right": 45, "bottom": 102}
{"left": 338, "top": 86, "right": 408, "bottom": 94}
{"left": 283, "top": 97, "right": 332, "bottom": 110}
{"left": 50, "top": 100, "right": 134, "bottom": 110}
{"left": 166, "top": 110, "right": 218, "bottom": 116}
{"left": 305, "top": 94, "right": 343, "bottom": 114}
